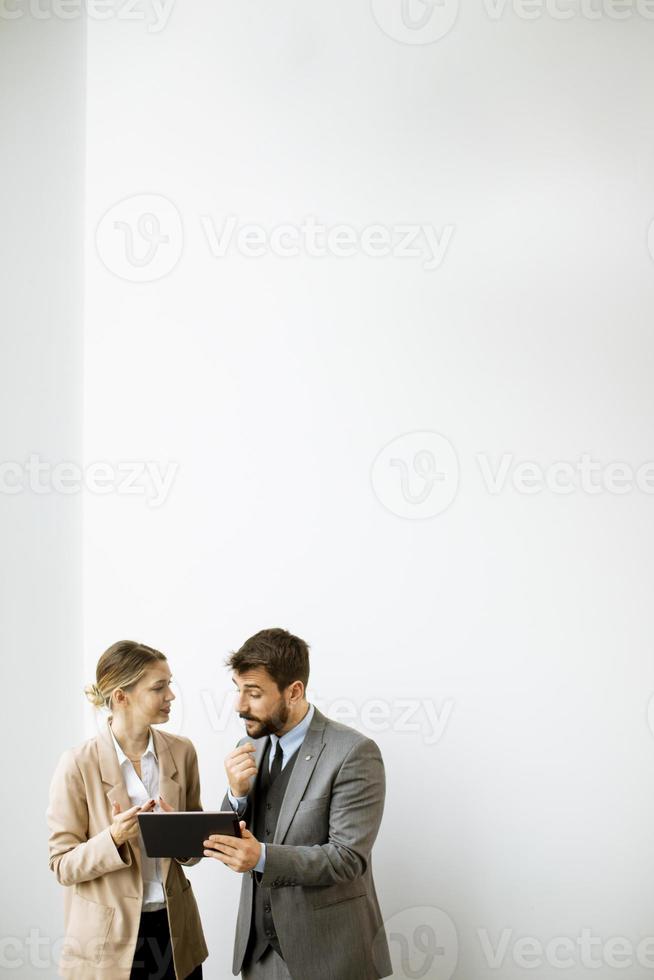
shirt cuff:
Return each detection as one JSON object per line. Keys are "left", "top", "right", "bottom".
{"left": 254, "top": 843, "right": 266, "bottom": 874}
{"left": 228, "top": 790, "right": 248, "bottom": 815}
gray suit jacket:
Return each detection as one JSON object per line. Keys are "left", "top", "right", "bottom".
{"left": 222, "top": 706, "right": 392, "bottom": 980}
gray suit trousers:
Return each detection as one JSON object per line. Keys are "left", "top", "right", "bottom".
{"left": 242, "top": 948, "right": 292, "bottom": 980}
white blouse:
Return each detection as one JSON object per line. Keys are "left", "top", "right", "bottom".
{"left": 109, "top": 724, "right": 165, "bottom": 911}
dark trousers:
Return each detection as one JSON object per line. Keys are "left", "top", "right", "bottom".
{"left": 130, "top": 908, "right": 203, "bottom": 980}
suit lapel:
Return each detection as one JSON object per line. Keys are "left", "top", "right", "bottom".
{"left": 274, "top": 708, "right": 327, "bottom": 845}
{"left": 98, "top": 718, "right": 141, "bottom": 872}
{"left": 154, "top": 728, "right": 181, "bottom": 812}
{"left": 98, "top": 718, "right": 132, "bottom": 811}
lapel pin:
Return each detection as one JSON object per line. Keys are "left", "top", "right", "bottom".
{"left": 305, "top": 755, "right": 312, "bottom": 760}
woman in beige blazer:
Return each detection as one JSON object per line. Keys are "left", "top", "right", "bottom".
{"left": 47, "top": 640, "right": 208, "bottom": 980}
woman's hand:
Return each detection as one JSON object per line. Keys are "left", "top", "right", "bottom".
{"left": 110, "top": 799, "right": 155, "bottom": 847}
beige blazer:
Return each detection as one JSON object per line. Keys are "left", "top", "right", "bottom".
{"left": 47, "top": 720, "right": 208, "bottom": 980}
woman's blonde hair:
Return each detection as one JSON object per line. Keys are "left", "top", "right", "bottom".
{"left": 84, "top": 640, "right": 167, "bottom": 710}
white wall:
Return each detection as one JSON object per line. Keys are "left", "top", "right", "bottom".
{"left": 5, "top": 1, "right": 654, "bottom": 978}
{"left": 82, "top": 6, "right": 654, "bottom": 975}
{"left": 0, "top": 11, "right": 85, "bottom": 976}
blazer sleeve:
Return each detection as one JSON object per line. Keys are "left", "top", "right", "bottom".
{"left": 260, "top": 736, "right": 386, "bottom": 889}
{"left": 184, "top": 739, "right": 203, "bottom": 812}
{"left": 47, "top": 749, "right": 132, "bottom": 886}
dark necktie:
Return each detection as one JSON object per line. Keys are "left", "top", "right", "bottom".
{"left": 269, "top": 743, "right": 282, "bottom": 784}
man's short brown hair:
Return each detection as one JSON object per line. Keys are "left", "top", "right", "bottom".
{"left": 226, "top": 628, "right": 310, "bottom": 692}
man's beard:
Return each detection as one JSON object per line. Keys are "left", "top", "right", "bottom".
{"left": 240, "top": 699, "right": 290, "bottom": 738}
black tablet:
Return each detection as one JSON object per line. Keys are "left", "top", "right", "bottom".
{"left": 138, "top": 811, "right": 242, "bottom": 858}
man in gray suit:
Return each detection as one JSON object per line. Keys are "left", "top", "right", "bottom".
{"left": 202, "top": 628, "right": 392, "bottom": 980}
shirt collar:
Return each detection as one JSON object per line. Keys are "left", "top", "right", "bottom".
{"left": 270, "top": 703, "right": 315, "bottom": 760}
{"left": 109, "top": 722, "right": 157, "bottom": 767}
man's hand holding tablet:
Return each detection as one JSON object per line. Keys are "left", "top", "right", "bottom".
{"left": 203, "top": 820, "right": 262, "bottom": 872}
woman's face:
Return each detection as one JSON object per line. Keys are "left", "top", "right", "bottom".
{"left": 114, "top": 662, "right": 175, "bottom": 726}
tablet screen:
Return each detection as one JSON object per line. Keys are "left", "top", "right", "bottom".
{"left": 138, "top": 811, "right": 242, "bottom": 858}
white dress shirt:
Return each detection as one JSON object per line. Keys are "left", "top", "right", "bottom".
{"left": 109, "top": 723, "right": 166, "bottom": 911}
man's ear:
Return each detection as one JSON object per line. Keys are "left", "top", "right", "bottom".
{"left": 289, "top": 680, "right": 305, "bottom": 703}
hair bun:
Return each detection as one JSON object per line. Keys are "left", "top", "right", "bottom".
{"left": 84, "top": 683, "right": 106, "bottom": 708}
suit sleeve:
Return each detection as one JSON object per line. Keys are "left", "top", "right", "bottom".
{"left": 260, "top": 737, "right": 385, "bottom": 889}
{"left": 47, "top": 750, "right": 132, "bottom": 886}
{"left": 177, "top": 738, "right": 203, "bottom": 867}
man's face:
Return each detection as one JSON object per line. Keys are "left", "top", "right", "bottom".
{"left": 232, "top": 668, "right": 290, "bottom": 738}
